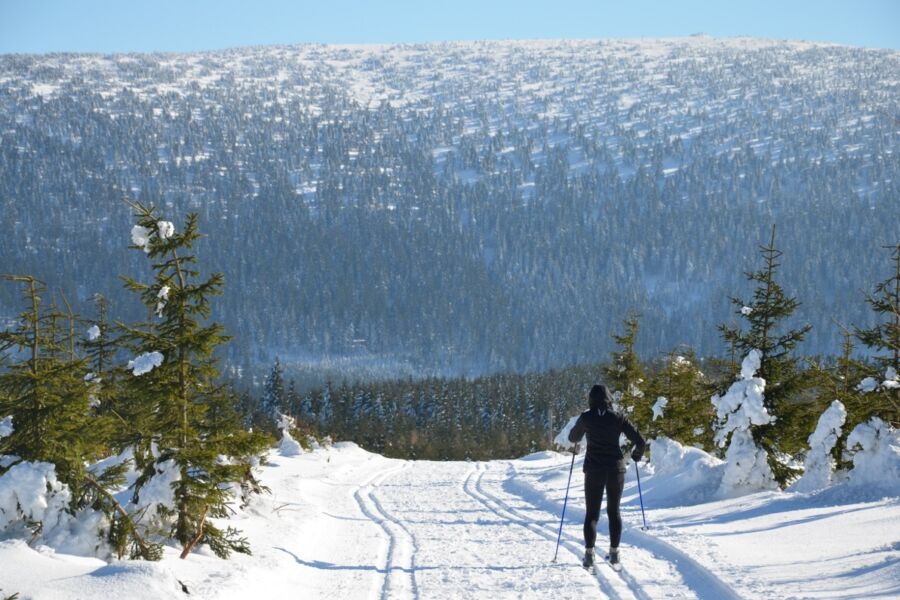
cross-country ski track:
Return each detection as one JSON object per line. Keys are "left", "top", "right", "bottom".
{"left": 3, "top": 442, "right": 897, "bottom": 599}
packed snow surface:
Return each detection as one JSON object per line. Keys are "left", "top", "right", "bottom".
{"left": 2, "top": 442, "right": 897, "bottom": 599}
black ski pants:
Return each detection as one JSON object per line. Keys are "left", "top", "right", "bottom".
{"left": 583, "top": 467, "right": 625, "bottom": 549}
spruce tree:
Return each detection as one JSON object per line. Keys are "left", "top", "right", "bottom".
{"left": 646, "top": 349, "right": 714, "bottom": 449}
{"left": 0, "top": 277, "right": 155, "bottom": 559}
{"left": 261, "top": 358, "right": 285, "bottom": 421}
{"left": 604, "top": 313, "right": 648, "bottom": 426}
{"left": 0, "top": 276, "right": 97, "bottom": 480}
{"left": 719, "top": 226, "right": 812, "bottom": 484}
{"left": 854, "top": 243, "right": 900, "bottom": 426}
{"left": 121, "top": 201, "right": 268, "bottom": 559}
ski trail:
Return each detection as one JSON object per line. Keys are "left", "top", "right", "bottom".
{"left": 504, "top": 461, "right": 744, "bottom": 600}
{"left": 462, "top": 462, "right": 638, "bottom": 600}
{"left": 368, "top": 463, "right": 422, "bottom": 600}
{"left": 352, "top": 461, "right": 417, "bottom": 600}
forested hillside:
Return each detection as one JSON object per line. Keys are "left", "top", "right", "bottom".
{"left": 1, "top": 37, "right": 898, "bottom": 382}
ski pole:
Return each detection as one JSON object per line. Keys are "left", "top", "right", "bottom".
{"left": 634, "top": 460, "right": 648, "bottom": 530}
{"left": 552, "top": 446, "right": 577, "bottom": 563}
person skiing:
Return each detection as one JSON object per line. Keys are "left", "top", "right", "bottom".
{"left": 568, "top": 383, "right": 645, "bottom": 569}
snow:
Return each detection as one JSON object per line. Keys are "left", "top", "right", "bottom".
{"left": 156, "top": 221, "right": 175, "bottom": 239}
{"left": 130, "top": 225, "right": 152, "bottom": 253}
{"left": 127, "top": 351, "right": 164, "bottom": 376}
{"left": 740, "top": 306, "right": 753, "bottom": 316}
{"left": 651, "top": 396, "right": 668, "bottom": 421}
{"left": 0, "top": 461, "right": 71, "bottom": 537}
{"left": 844, "top": 417, "right": 900, "bottom": 495}
{"left": 86, "top": 325, "right": 101, "bottom": 341}
{"left": 130, "top": 459, "right": 181, "bottom": 529}
{"left": 858, "top": 367, "right": 900, "bottom": 393}
{"left": 790, "top": 400, "right": 846, "bottom": 492}
{"left": 0, "top": 415, "right": 12, "bottom": 439}
{"left": 155, "top": 285, "right": 170, "bottom": 316}
{"left": 0, "top": 443, "right": 897, "bottom": 599}
{"left": 857, "top": 377, "right": 878, "bottom": 392}
{"left": 554, "top": 414, "right": 582, "bottom": 449}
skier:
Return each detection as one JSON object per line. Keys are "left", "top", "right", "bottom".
{"left": 568, "top": 383, "right": 645, "bottom": 570}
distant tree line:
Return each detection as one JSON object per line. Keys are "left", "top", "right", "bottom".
{"left": 247, "top": 236, "right": 898, "bottom": 485}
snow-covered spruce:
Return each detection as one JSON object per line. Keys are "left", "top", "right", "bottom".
{"left": 843, "top": 417, "right": 900, "bottom": 494}
{"left": 712, "top": 350, "right": 778, "bottom": 496}
{"left": 789, "top": 400, "right": 846, "bottom": 493}
{"left": 277, "top": 413, "right": 303, "bottom": 456}
{"left": 127, "top": 351, "right": 164, "bottom": 376}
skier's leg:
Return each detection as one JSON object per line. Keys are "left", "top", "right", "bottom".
{"left": 583, "top": 471, "right": 605, "bottom": 549}
{"left": 606, "top": 468, "right": 625, "bottom": 549}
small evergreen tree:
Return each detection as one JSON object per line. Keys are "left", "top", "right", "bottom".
{"left": 260, "top": 358, "right": 285, "bottom": 421}
{"left": 604, "top": 313, "right": 648, "bottom": 426}
{"left": 121, "top": 201, "right": 268, "bottom": 559}
{"left": 854, "top": 243, "right": 900, "bottom": 426}
{"left": 646, "top": 349, "right": 714, "bottom": 449}
{"left": 719, "top": 226, "right": 812, "bottom": 484}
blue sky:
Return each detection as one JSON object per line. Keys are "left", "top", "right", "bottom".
{"left": 1, "top": 0, "right": 897, "bottom": 54}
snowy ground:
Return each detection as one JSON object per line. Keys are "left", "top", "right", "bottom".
{"left": 2, "top": 443, "right": 898, "bottom": 599}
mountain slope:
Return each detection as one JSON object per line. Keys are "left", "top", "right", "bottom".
{"left": 1, "top": 38, "right": 898, "bottom": 379}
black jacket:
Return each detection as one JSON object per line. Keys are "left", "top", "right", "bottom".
{"left": 568, "top": 408, "right": 646, "bottom": 473}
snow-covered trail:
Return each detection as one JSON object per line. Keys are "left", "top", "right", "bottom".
{"left": 223, "top": 445, "right": 735, "bottom": 600}
{"left": 3, "top": 443, "right": 897, "bottom": 599}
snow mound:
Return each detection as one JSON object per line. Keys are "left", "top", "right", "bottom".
{"left": 647, "top": 437, "right": 724, "bottom": 506}
{"left": 554, "top": 414, "right": 582, "bottom": 449}
{"left": 844, "top": 418, "right": 900, "bottom": 495}
{"left": 790, "top": 400, "right": 846, "bottom": 493}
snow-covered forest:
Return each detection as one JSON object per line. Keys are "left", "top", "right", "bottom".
{"left": 1, "top": 38, "right": 898, "bottom": 382}
{"left": 1, "top": 36, "right": 899, "bottom": 599}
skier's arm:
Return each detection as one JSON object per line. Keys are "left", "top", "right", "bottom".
{"left": 621, "top": 416, "right": 646, "bottom": 461}
{"left": 567, "top": 414, "right": 586, "bottom": 444}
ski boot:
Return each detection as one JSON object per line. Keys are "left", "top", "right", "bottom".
{"left": 582, "top": 547, "right": 594, "bottom": 569}
{"left": 606, "top": 547, "right": 622, "bottom": 572}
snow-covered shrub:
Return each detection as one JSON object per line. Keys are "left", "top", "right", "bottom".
{"left": 0, "top": 461, "right": 72, "bottom": 538}
{"left": 843, "top": 418, "right": 900, "bottom": 494}
{"left": 713, "top": 350, "right": 778, "bottom": 496}
{"left": 276, "top": 414, "right": 303, "bottom": 457}
{"left": 790, "top": 400, "right": 846, "bottom": 493}
{"left": 554, "top": 415, "right": 582, "bottom": 450}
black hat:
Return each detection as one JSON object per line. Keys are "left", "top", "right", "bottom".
{"left": 589, "top": 384, "right": 610, "bottom": 411}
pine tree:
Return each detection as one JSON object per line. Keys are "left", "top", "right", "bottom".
{"left": 121, "top": 201, "right": 268, "bottom": 559}
{"left": 719, "top": 226, "right": 812, "bottom": 484}
{"left": 854, "top": 243, "right": 900, "bottom": 426}
{"left": 604, "top": 313, "right": 648, "bottom": 426}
